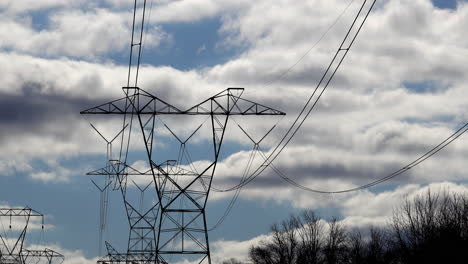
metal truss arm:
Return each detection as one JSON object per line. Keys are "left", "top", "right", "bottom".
{"left": 81, "top": 88, "right": 285, "bottom": 116}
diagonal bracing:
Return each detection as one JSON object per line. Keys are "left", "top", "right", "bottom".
{"left": 82, "top": 87, "right": 285, "bottom": 263}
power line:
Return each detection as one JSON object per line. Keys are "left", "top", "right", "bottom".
{"left": 177, "top": 0, "right": 376, "bottom": 231}
{"left": 255, "top": 0, "right": 377, "bottom": 188}
{"left": 262, "top": 121, "right": 468, "bottom": 193}
{"left": 209, "top": 145, "right": 259, "bottom": 231}
{"left": 208, "top": 118, "right": 277, "bottom": 230}
{"left": 262, "top": 0, "right": 356, "bottom": 88}
{"left": 214, "top": 0, "right": 377, "bottom": 193}
{"left": 208, "top": 0, "right": 466, "bottom": 198}
{"left": 208, "top": 5, "right": 373, "bottom": 233}
{"left": 207, "top": 120, "right": 468, "bottom": 227}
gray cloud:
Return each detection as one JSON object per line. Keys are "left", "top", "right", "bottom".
{"left": 1, "top": 1, "right": 468, "bottom": 205}
{"left": 0, "top": 7, "right": 171, "bottom": 59}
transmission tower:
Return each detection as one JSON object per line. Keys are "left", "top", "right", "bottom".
{"left": 0, "top": 208, "right": 64, "bottom": 264}
{"left": 87, "top": 159, "right": 160, "bottom": 263}
{"left": 82, "top": 87, "right": 285, "bottom": 263}
{"left": 80, "top": 0, "right": 285, "bottom": 263}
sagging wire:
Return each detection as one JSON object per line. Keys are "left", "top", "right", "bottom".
{"left": 213, "top": 0, "right": 377, "bottom": 193}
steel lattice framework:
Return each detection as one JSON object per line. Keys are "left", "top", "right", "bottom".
{"left": 81, "top": 0, "right": 284, "bottom": 263}
{"left": 88, "top": 159, "right": 160, "bottom": 263}
{"left": 82, "top": 87, "right": 285, "bottom": 263}
{"left": 0, "top": 208, "right": 64, "bottom": 264}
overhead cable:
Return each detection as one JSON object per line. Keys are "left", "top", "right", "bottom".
{"left": 214, "top": 0, "right": 377, "bottom": 193}
{"left": 262, "top": 121, "right": 468, "bottom": 193}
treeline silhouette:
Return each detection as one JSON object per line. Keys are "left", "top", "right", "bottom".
{"left": 222, "top": 190, "right": 468, "bottom": 264}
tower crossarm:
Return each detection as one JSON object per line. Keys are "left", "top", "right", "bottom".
{"left": 184, "top": 88, "right": 286, "bottom": 116}
{"left": 0, "top": 207, "right": 43, "bottom": 254}
{"left": 80, "top": 87, "right": 286, "bottom": 116}
{"left": 80, "top": 87, "right": 183, "bottom": 115}
{"left": 0, "top": 208, "right": 61, "bottom": 264}
{"left": 22, "top": 248, "right": 65, "bottom": 263}
{"left": 0, "top": 208, "right": 42, "bottom": 218}
{"left": 86, "top": 162, "right": 150, "bottom": 176}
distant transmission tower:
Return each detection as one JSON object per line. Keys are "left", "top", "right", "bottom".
{"left": 87, "top": 157, "right": 160, "bottom": 263}
{"left": 0, "top": 208, "right": 64, "bottom": 264}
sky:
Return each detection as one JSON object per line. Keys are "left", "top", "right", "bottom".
{"left": 1, "top": 0, "right": 468, "bottom": 263}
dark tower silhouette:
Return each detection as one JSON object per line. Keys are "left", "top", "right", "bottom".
{"left": 80, "top": 0, "right": 285, "bottom": 262}
{"left": 82, "top": 86, "right": 285, "bottom": 264}
{"left": 0, "top": 208, "right": 64, "bottom": 264}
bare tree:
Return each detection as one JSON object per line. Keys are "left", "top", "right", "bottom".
{"left": 249, "top": 241, "right": 275, "bottom": 264}
{"left": 222, "top": 258, "right": 245, "bottom": 264}
{"left": 250, "top": 215, "right": 299, "bottom": 264}
{"left": 282, "top": 217, "right": 299, "bottom": 264}
{"left": 392, "top": 189, "right": 468, "bottom": 264}
{"left": 268, "top": 217, "right": 299, "bottom": 264}
{"left": 296, "top": 211, "right": 323, "bottom": 264}
{"left": 366, "top": 227, "right": 387, "bottom": 264}
{"left": 323, "top": 218, "right": 347, "bottom": 264}
{"left": 347, "top": 230, "right": 364, "bottom": 264}
{"left": 249, "top": 190, "right": 468, "bottom": 264}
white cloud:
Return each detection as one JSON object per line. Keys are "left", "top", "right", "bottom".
{"left": 147, "top": 0, "right": 249, "bottom": 23}
{"left": 0, "top": 158, "right": 32, "bottom": 177}
{"left": 0, "top": 8, "right": 171, "bottom": 58}
{"left": 29, "top": 165, "right": 75, "bottom": 183}
{"left": 210, "top": 235, "right": 269, "bottom": 263}
{"left": 0, "top": 0, "right": 86, "bottom": 13}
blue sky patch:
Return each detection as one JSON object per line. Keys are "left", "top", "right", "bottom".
{"left": 432, "top": 0, "right": 458, "bottom": 9}
{"left": 403, "top": 80, "right": 447, "bottom": 94}
{"left": 28, "top": 9, "right": 52, "bottom": 30}
{"left": 110, "top": 17, "right": 241, "bottom": 70}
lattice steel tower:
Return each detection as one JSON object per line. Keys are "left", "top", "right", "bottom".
{"left": 81, "top": 0, "right": 285, "bottom": 263}
{"left": 83, "top": 87, "right": 284, "bottom": 263}
{"left": 0, "top": 208, "right": 64, "bottom": 264}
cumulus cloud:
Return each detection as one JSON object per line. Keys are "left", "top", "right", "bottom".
{"left": 0, "top": 0, "right": 86, "bottom": 13}
{"left": 148, "top": 0, "right": 249, "bottom": 23}
{"left": 2, "top": 1, "right": 468, "bottom": 191}
{"left": 29, "top": 159, "right": 78, "bottom": 182}
{"left": 0, "top": 8, "right": 171, "bottom": 58}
